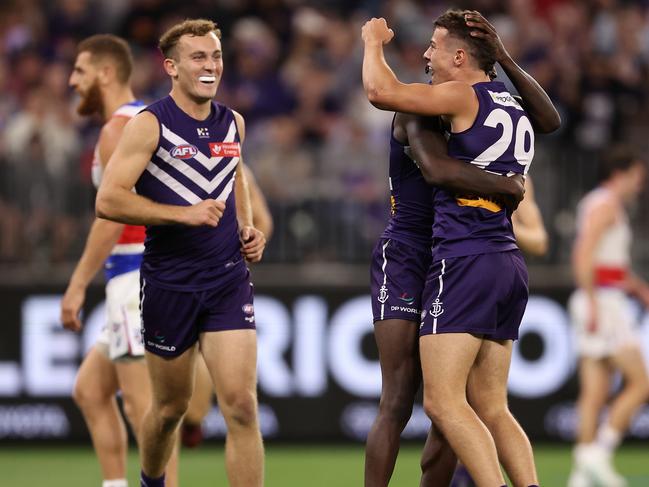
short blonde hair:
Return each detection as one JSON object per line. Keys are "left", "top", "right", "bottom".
{"left": 159, "top": 19, "right": 222, "bottom": 59}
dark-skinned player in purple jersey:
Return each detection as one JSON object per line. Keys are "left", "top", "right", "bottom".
{"left": 363, "top": 10, "right": 560, "bottom": 487}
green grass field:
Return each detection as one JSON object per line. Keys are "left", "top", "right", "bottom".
{"left": 1, "top": 444, "right": 648, "bottom": 486}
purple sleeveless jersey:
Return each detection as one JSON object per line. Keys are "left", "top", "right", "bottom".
{"left": 135, "top": 96, "right": 244, "bottom": 291}
{"left": 380, "top": 115, "right": 435, "bottom": 251}
{"left": 432, "top": 81, "right": 535, "bottom": 259}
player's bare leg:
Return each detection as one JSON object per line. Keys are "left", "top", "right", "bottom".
{"left": 569, "top": 357, "right": 612, "bottom": 487}
{"left": 575, "top": 358, "right": 611, "bottom": 444}
{"left": 73, "top": 346, "right": 127, "bottom": 482}
{"left": 201, "top": 329, "right": 263, "bottom": 487}
{"left": 365, "top": 319, "right": 456, "bottom": 487}
{"left": 607, "top": 346, "right": 649, "bottom": 435}
{"left": 140, "top": 345, "right": 197, "bottom": 481}
{"left": 572, "top": 346, "right": 649, "bottom": 486}
{"left": 114, "top": 360, "right": 150, "bottom": 440}
{"left": 113, "top": 359, "right": 178, "bottom": 487}
{"left": 419, "top": 426, "right": 457, "bottom": 487}
{"left": 570, "top": 350, "right": 646, "bottom": 487}
{"left": 467, "top": 339, "right": 538, "bottom": 487}
{"left": 420, "top": 333, "right": 505, "bottom": 487}
{"left": 365, "top": 319, "right": 420, "bottom": 487}
{"left": 181, "top": 355, "right": 214, "bottom": 447}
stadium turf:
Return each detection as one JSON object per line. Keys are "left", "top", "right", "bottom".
{"left": 1, "top": 444, "right": 648, "bottom": 486}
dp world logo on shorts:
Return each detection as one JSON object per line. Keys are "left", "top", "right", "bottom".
{"left": 429, "top": 298, "right": 444, "bottom": 318}
{"left": 378, "top": 285, "right": 389, "bottom": 304}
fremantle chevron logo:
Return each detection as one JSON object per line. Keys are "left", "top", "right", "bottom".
{"left": 171, "top": 144, "right": 198, "bottom": 159}
{"left": 398, "top": 293, "right": 415, "bottom": 304}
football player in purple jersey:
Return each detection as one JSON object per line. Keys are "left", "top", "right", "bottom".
{"left": 363, "top": 9, "right": 560, "bottom": 487}
{"left": 97, "top": 19, "right": 265, "bottom": 487}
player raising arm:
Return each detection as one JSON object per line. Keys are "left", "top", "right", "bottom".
{"left": 362, "top": 10, "right": 559, "bottom": 487}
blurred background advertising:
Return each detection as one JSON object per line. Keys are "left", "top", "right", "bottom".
{"left": 0, "top": 0, "right": 648, "bottom": 446}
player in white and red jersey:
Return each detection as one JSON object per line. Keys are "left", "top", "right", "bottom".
{"left": 568, "top": 147, "right": 649, "bottom": 487}
{"left": 61, "top": 34, "right": 177, "bottom": 487}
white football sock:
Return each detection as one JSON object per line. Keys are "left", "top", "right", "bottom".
{"left": 103, "top": 479, "right": 128, "bottom": 487}
{"left": 596, "top": 423, "right": 622, "bottom": 454}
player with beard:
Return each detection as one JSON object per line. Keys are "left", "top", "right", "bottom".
{"left": 363, "top": 9, "right": 561, "bottom": 487}
{"left": 96, "top": 19, "right": 266, "bottom": 487}
{"left": 62, "top": 35, "right": 178, "bottom": 487}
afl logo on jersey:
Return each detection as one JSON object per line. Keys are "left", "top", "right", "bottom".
{"left": 171, "top": 144, "right": 198, "bottom": 159}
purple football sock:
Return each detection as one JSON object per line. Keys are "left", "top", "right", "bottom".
{"left": 140, "top": 471, "right": 165, "bottom": 487}
{"left": 450, "top": 464, "right": 476, "bottom": 487}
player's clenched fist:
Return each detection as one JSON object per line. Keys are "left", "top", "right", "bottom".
{"left": 361, "top": 18, "right": 394, "bottom": 45}
{"left": 239, "top": 225, "right": 266, "bottom": 263}
{"left": 183, "top": 199, "right": 226, "bottom": 226}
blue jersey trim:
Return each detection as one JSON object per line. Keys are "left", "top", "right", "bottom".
{"left": 104, "top": 253, "right": 142, "bottom": 281}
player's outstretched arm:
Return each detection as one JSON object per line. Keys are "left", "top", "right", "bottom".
{"left": 465, "top": 11, "right": 561, "bottom": 133}
{"left": 402, "top": 113, "right": 524, "bottom": 209}
{"left": 361, "top": 18, "right": 471, "bottom": 117}
{"left": 96, "top": 112, "right": 225, "bottom": 227}
{"left": 511, "top": 177, "right": 548, "bottom": 256}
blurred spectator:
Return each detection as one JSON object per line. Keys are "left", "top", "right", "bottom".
{"left": 0, "top": 0, "right": 647, "bottom": 271}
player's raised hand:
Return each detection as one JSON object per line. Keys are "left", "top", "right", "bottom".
{"left": 464, "top": 11, "right": 509, "bottom": 63}
{"left": 239, "top": 225, "right": 266, "bottom": 263}
{"left": 61, "top": 285, "right": 85, "bottom": 332}
{"left": 362, "top": 18, "right": 394, "bottom": 45}
{"left": 183, "top": 199, "right": 226, "bottom": 227}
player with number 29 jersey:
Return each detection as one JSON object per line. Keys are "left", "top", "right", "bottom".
{"left": 420, "top": 80, "right": 531, "bottom": 340}
{"left": 432, "top": 80, "right": 534, "bottom": 260}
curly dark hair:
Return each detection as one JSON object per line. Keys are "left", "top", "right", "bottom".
{"left": 433, "top": 9, "right": 496, "bottom": 75}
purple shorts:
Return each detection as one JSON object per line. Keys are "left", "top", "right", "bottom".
{"left": 139, "top": 270, "right": 255, "bottom": 357}
{"left": 420, "top": 250, "right": 528, "bottom": 340}
{"left": 370, "top": 238, "right": 432, "bottom": 323}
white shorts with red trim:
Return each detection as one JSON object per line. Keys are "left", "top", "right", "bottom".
{"left": 569, "top": 288, "right": 639, "bottom": 359}
{"left": 96, "top": 269, "right": 145, "bottom": 360}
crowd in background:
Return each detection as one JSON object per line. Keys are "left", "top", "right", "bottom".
{"left": 0, "top": 0, "right": 648, "bottom": 276}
